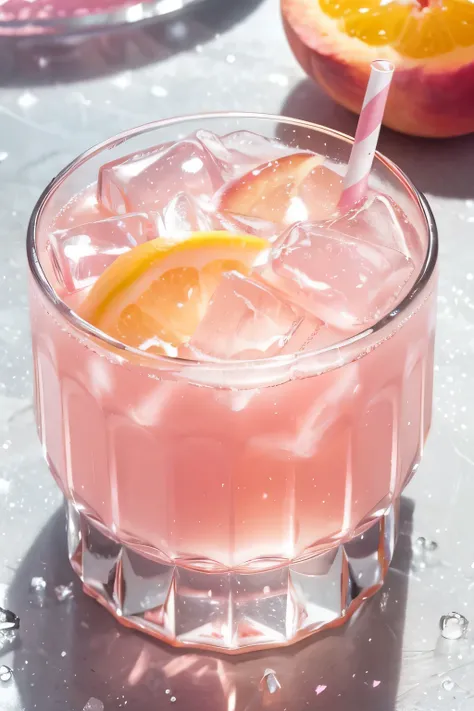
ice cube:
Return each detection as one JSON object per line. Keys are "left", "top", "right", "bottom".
{"left": 183, "top": 271, "right": 326, "bottom": 361}
{"left": 159, "top": 192, "right": 226, "bottom": 237}
{"left": 219, "top": 130, "right": 293, "bottom": 174}
{"left": 267, "top": 222, "right": 415, "bottom": 331}
{"left": 226, "top": 213, "right": 281, "bottom": 241}
{"left": 49, "top": 213, "right": 154, "bottom": 293}
{"left": 326, "top": 193, "right": 416, "bottom": 258}
{"left": 98, "top": 137, "right": 226, "bottom": 215}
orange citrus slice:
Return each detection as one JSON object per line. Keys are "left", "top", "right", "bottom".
{"left": 78, "top": 231, "right": 268, "bottom": 356}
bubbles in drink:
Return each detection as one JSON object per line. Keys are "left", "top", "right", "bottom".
{"left": 439, "top": 612, "right": 469, "bottom": 640}
{"left": 83, "top": 698, "right": 104, "bottom": 711}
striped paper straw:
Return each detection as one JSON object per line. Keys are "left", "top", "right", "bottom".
{"left": 339, "top": 60, "right": 394, "bottom": 212}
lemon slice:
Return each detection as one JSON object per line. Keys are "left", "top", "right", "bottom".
{"left": 78, "top": 231, "right": 268, "bottom": 356}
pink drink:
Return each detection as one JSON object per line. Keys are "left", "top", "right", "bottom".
{"left": 28, "top": 115, "right": 437, "bottom": 652}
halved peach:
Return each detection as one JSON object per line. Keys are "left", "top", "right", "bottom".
{"left": 282, "top": 0, "right": 474, "bottom": 138}
{"left": 217, "top": 152, "right": 343, "bottom": 225}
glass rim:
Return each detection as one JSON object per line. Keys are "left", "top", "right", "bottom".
{"left": 27, "top": 111, "right": 438, "bottom": 374}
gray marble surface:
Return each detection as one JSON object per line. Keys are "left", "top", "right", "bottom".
{"left": 1, "top": 0, "right": 474, "bottom": 709}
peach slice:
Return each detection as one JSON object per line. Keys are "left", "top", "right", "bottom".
{"left": 282, "top": 0, "right": 474, "bottom": 138}
{"left": 218, "top": 152, "right": 342, "bottom": 225}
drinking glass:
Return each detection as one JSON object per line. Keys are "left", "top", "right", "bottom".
{"left": 27, "top": 113, "right": 438, "bottom": 653}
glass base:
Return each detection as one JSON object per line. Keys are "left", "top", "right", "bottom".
{"left": 67, "top": 501, "right": 398, "bottom": 653}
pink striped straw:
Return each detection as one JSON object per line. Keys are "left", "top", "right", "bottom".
{"left": 339, "top": 60, "right": 394, "bottom": 212}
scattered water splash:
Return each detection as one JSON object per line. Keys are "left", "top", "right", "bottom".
{"left": 439, "top": 612, "right": 469, "bottom": 640}
{"left": 0, "top": 606, "right": 20, "bottom": 633}
{"left": 268, "top": 73, "right": 289, "bottom": 87}
{"left": 17, "top": 91, "right": 38, "bottom": 109}
{"left": 442, "top": 678, "right": 455, "bottom": 692}
{"left": 0, "top": 665, "right": 13, "bottom": 682}
{"left": 415, "top": 536, "right": 438, "bottom": 552}
{"left": 412, "top": 536, "right": 440, "bottom": 572}
{"left": 54, "top": 582, "right": 74, "bottom": 602}
{"left": 380, "top": 591, "right": 389, "bottom": 612}
{"left": 30, "top": 576, "right": 46, "bottom": 592}
{"left": 262, "top": 669, "right": 281, "bottom": 695}
{"left": 0, "top": 478, "right": 11, "bottom": 495}
{"left": 150, "top": 86, "right": 168, "bottom": 98}
{"left": 83, "top": 698, "right": 104, "bottom": 711}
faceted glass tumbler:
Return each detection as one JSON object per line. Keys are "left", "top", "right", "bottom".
{"left": 27, "top": 113, "right": 438, "bottom": 653}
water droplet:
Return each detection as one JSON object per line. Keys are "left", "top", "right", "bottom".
{"left": 54, "top": 583, "right": 74, "bottom": 602}
{"left": 0, "top": 665, "right": 12, "bottom": 682}
{"left": 226, "top": 54, "right": 236, "bottom": 64}
{"left": 150, "top": 86, "right": 168, "bottom": 98}
{"left": 30, "top": 576, "right": 46, "bottom": 592}
{"left": 61, "top": 650, "right": 67, "bottom": 657}
{"left": 442, "top": 678, "right": 455, "bottom": 692}
{"left": 439, "top": 612, "right": 469, "bottom": 640}
{"left": 111, "top": 72, "right": 132, "bottom": 90}
{"left": 0, "top": 152, "right": 8, "bottom": 163}
{"left": 372, "top": 680, "right": 381, "bottom": 688}
{"left": 17, "top": 91, "right": 38, "bottom": 109}
{"left": 262, "top": 669, "right": 281, "bottom": 695}
{"left": 268, "top": 73, "right": 289, "bottom": 87}
{"left": 415, "top": 536, "right": 438, "bottom": 552}
{"left": 315, "top": 684, "right": 327, "bottom": 695}
{"left": 170, "top": 697, "right": 176, "bottom": 703}
{"left": 83, "top": 699, "right": 104, "bottom": 711}
{"left": 168, "top": 21, "right": 187, "bottom": 40}
{"left": 165, "top": 689, "right": 171, "bottom": 695}
{"left": 0, "top": 607, "right": 20, "bottom": 633}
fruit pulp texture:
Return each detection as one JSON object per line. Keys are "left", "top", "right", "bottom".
{"left": 319, "top": 0, "right": 474, "bottom": 58}
{"left": 31, "top": 130, "right": 436, "bottom": 569}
